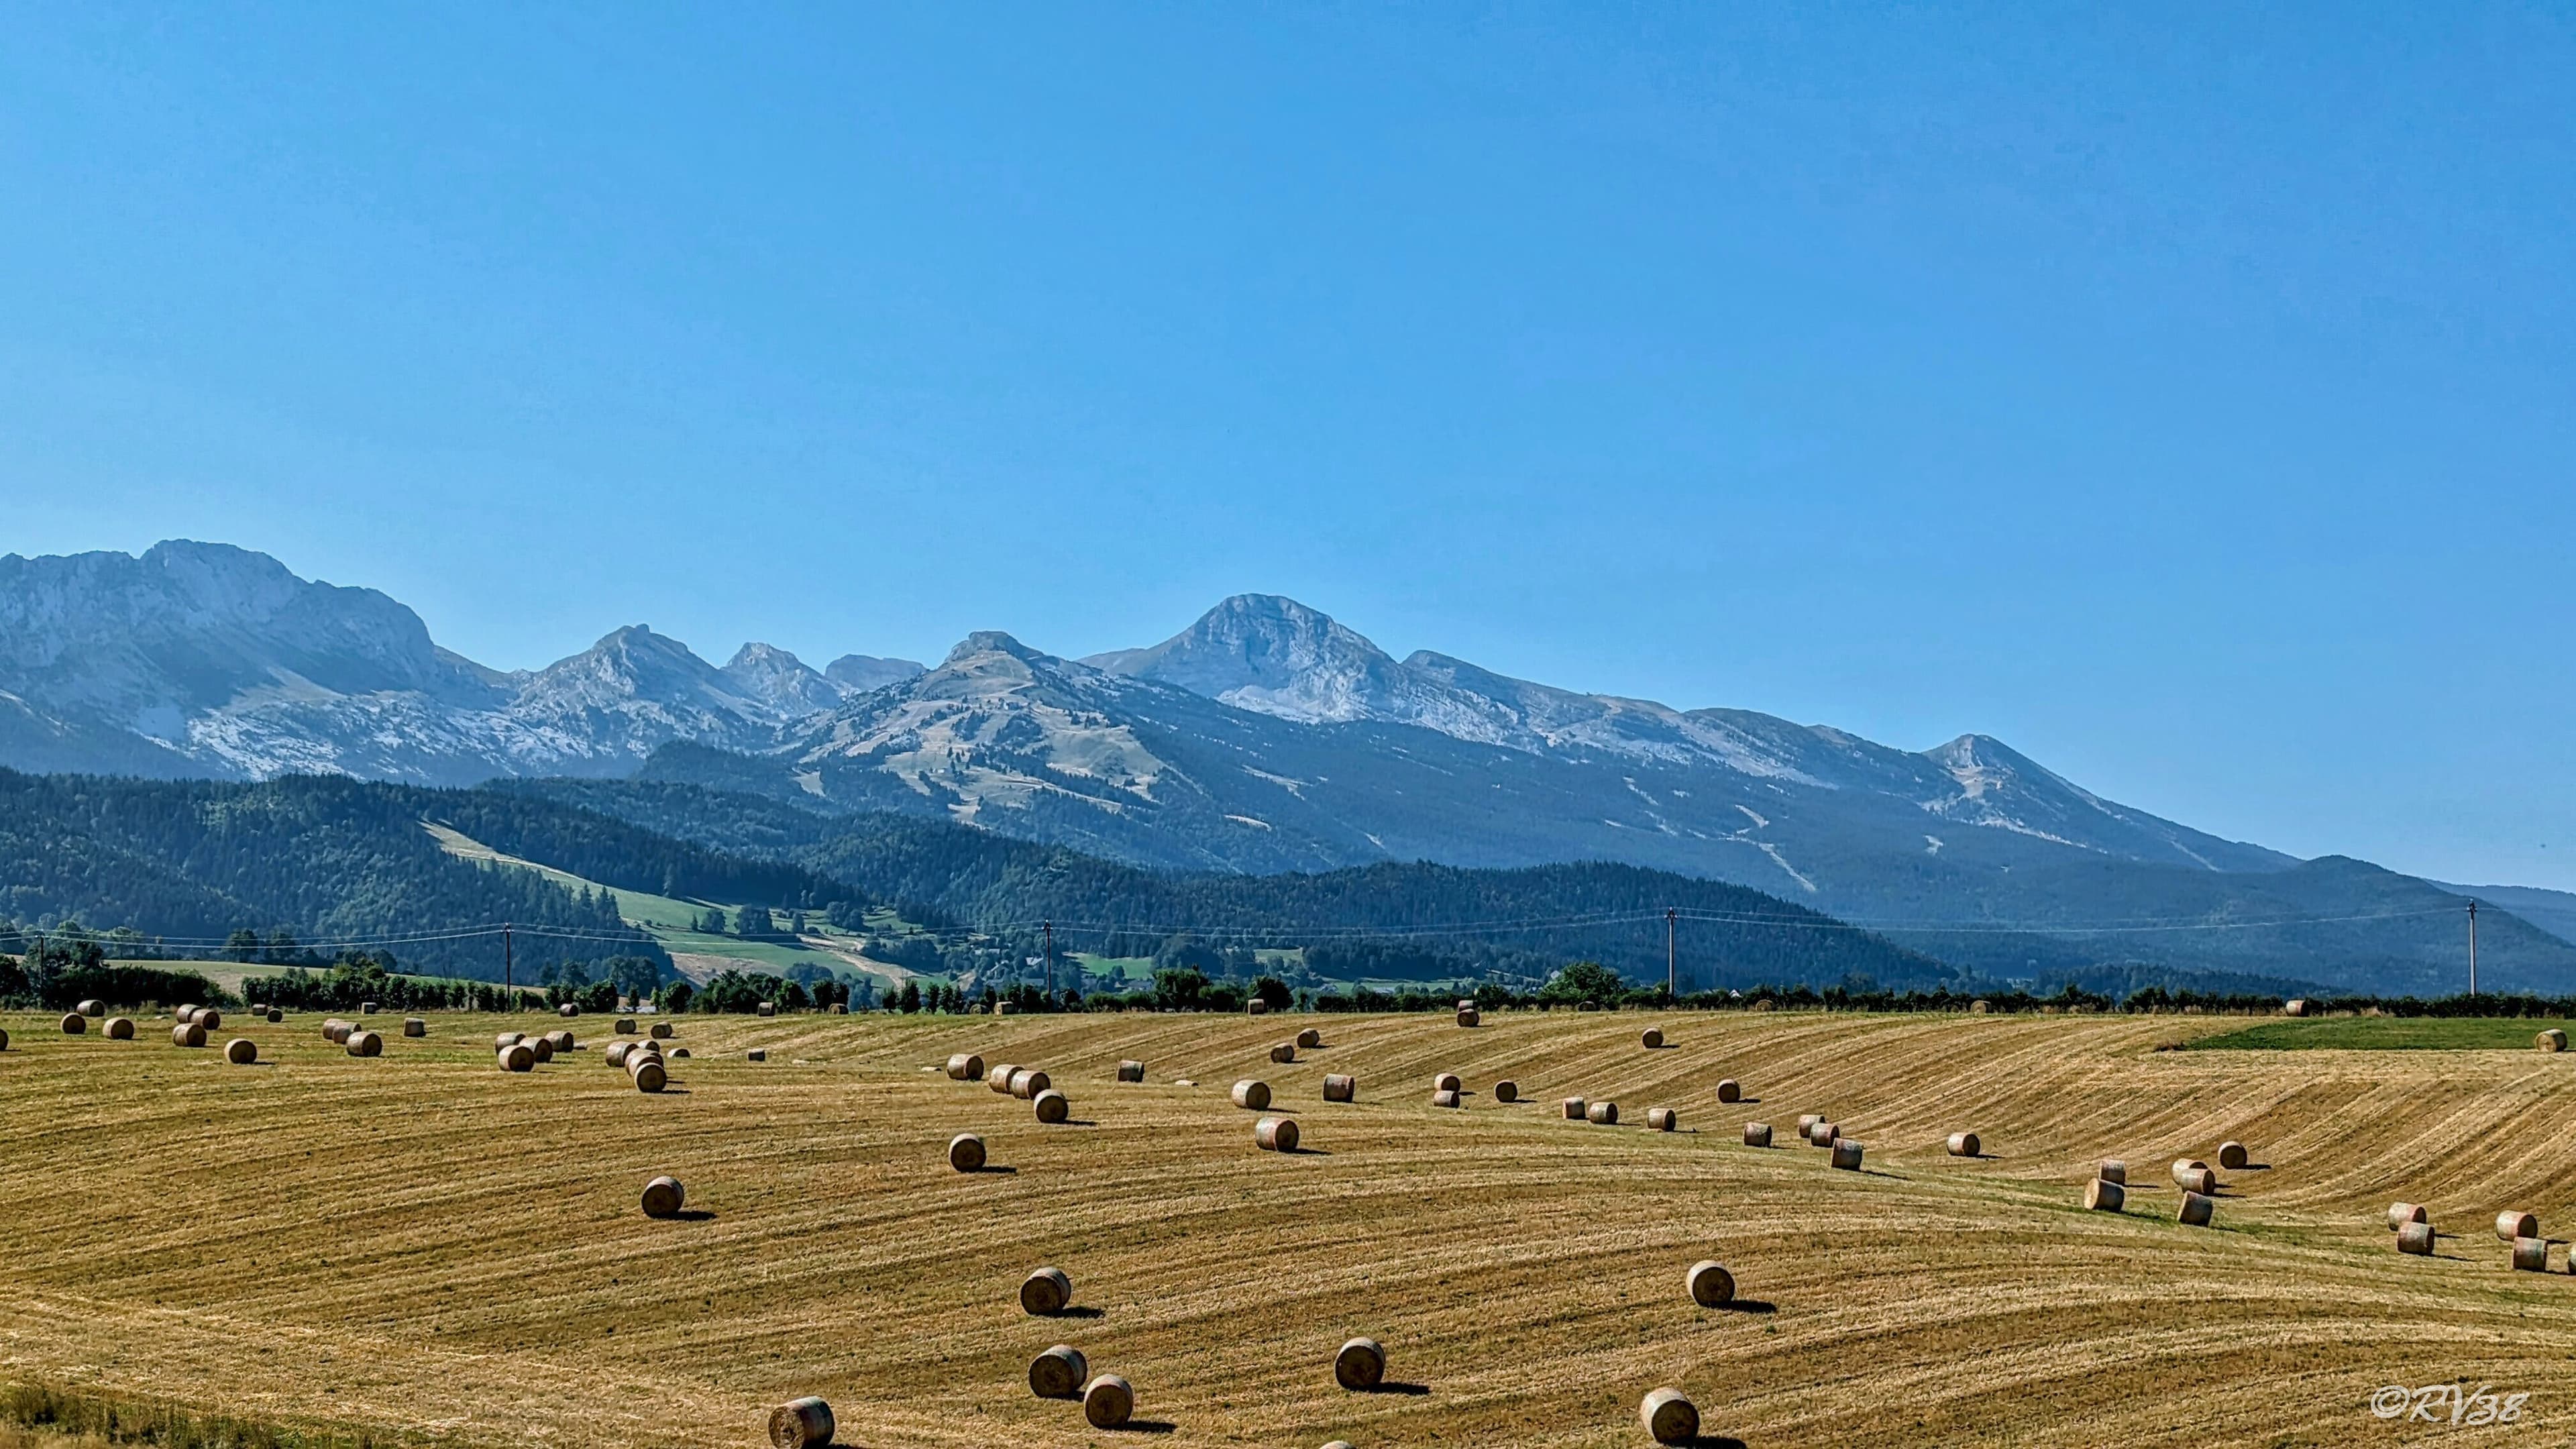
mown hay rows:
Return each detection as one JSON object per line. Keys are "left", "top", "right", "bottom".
{"left": 5, "top": 1010, "right": 2576, "bottom": 1446}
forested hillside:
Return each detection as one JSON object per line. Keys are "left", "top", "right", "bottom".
{"left": 0, "top": 771, "right": 653, "bottom": 978}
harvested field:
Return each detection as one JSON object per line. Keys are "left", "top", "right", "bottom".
{"left": 4, "top": 1008, "right": 2575, "bottom": 1446}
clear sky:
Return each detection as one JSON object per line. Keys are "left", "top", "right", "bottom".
{"left": 2, "top": 5, "right": 2571, "bottom": 890}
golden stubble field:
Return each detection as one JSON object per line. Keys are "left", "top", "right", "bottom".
{"left": 3, "top": 1008, "right": 2573, "bottom": 1448}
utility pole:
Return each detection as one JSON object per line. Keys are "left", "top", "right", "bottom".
{"left": 1666, "top": 908, "right": 1677, "bottom": 1000}
{"left": 1043, "top": 920, "right": 1054, "bottom": 996}
{"left": 503, "top": 922, "right": 514, "bottom": 994}
{"left": 2468, "top": 900, "right": 2479, "bottom": 997}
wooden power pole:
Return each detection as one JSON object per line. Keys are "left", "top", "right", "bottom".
{"left": 1666, "top": 908, "right": 1677, "bottom": 999}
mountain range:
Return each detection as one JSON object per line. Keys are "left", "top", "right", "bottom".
{"left": 3, "top": 539, "right": 2565, "bottom": 994}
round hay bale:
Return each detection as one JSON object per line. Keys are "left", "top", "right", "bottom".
{"left": 176, "top": 1004, "right": 201, "bottom": 1022}
{"left": 345, "top": 1030, "right": 382, "bottom": 1058}
{"left": 2497, "top": 1210, "right": 2538, "bottom": 1242}
{"left": 1231, "top": 1079, "right": 1273, "bottom": 1110}
{"left": 1686, "top": 1259, "right": 1735, "bottom": 1307}
{"left": 1431, "top": 1088, "right": 1461, "bottom": 1109}
{"left": 1562, "top": 1095, "right": 1587, "bottom": 1120}
{"left": 1033, "top": 1088, "right": 1069, "bottom": 1123}
{"left": 2085, "top": 1178, "right": 2125, "bottom": 1212}
{"left": 224, "top": 1037, "right": 257, "bottom": 1065}
{"left": 1641, "top": 1027, "right": 1664, "bottom": 1049}
{"left": 1271, "top": 1042, "right": 1297, "bottom": 1064}
{"left": 402, "top": 1017, "right": 426, "bottom": 1038}
{"left": 1297, "top": 1027, "right": 1321, "bottom": 1049}
{"left": 1716, "top": 1079, "right": 1741, "bottom": 1104}
{"left": 265, "top": 1008, "right": 282, "bottom": 1023}
{"left": 649, "top": 1021, "right": 672, "bottom": 1039}
{"left": 2098, "top": 1159, "right": 2127, "bottom": 1185}
{"left": 2387, "top": 1201, "right": 2427, "bottom": 1231}
{"left": 360, "top": 1002, "right": 377, "bottom": 1015}
{"left": 2178, "top": 1190, "right": 2216, "bottom": 1226}
{"left": 672, "top": 1046, "right": 690, "bottom": 1058}
{"left": 528, "top": 1036, "right": 555, "bottom": 1063}
{"left": 949, "top": 1133, "right": 987, "bottom": 1173}
{"left": 747, "top": 1049, "right": 767, "bottom": 1062}
{"left": 1255, "top": 1115, "right": 1299, "bottom": 1151}
{"left": 60, "top": 1014, "right": 87, "bottom": 1035}
{"left": 757, "top": 1001, "right": 776, "bottom": 1018}
{"left": 1322, "top": 1073, "right": 1356, "bottom": 1102}
{"left": 2540, "top": 1029, "right": 2567, "bottom": 1053}
{"left": 767, "top": 1396, "right": 834, "bottom": 1449}
{"left": 605, "top": 1041, "right": 633, "bottom": 1067}
{"left": 1028, "top": 1343, "right": 1087, "bottom": 1399}
{"left": 196, "top": 1008, "right": 222, "bottom": 1030}
{"left": 615, "top": 1018, "right": 638, "bottom": 1034}
{"left": 989, "top": 1063, "right": 1020, "bottom": 1094}
{"left": 1640, "top": 1387, "right": 1699, "bottom": 1446}
{"left": 1010, "top": 1068, "right": 1051, "bottom": 1099}
{"left": 74, "top": 998, "right": 107, "bottom": 1018}
{"left": 494, "top": 1032, "right": 525, "bottom": 1049}
{"left": 2513, "top": 1235, "right": 2549, "bottom": 1272}
{"left": 1492, "top": 1079, "right": 1518, "bottom": 1104}
{"left": 498, "top": 1042, "right": 535, "bottom": 1072}
{"left": 1831, "top": 1139, "right": 1864, "bottom": 1170}
{"left": 1743, "top": 1122, "right": 1772, "bottom": 1147}
{"left": 1796, "top": 1113, "right": 1821, "bottom": 1134}
{"left": 1947, "top": 1132, "right": 1980, "bottom": 1157}
{"left": 1247, "top": 998, "right": 1272, "bottom": 1016}
{"left": 1807, "top": 1120, "right": 1838, "bottom": 1147}
{"left": 1432, "top": 1072, "right": 1462, "bottom": 1094}
{"left": 172, "top": 1022, "right": 206, "bottom": 1048}
{"left": 945, "top": 1053, "right": 985, "bottom": 1081}
{"left": 550, "top": 1030, "right": 574, "bottom": 1052}
{"left": 2171, "top": 1160, "right": 2215, "bottom": 1195}
{"left": 631, "top": 1058, "right": 667, "bottom": 1093}
{"left": 1117, "top": 1059, "right": 1146, "bottom": 1082}
{"left": 1081, "top": 1374, "right": 1133, "bottom": 1430}
{"left": 558, "top": 1003, "right": 580, "bottom": 1018}
{"left": 1455, "top": 1008, "right": 1480, "bottom": 1028}
{"left": 641, "top": 1175, "right": 684, "bottom": 1218}
{"left": 2397, "top": 1221, "right": 2436, "bottom": 1256}
{"left": 323, "top": 1020, "right": 354, "bottom": 1044}
{"left": 995, "top": 1002, "right": 1016, "bottom": 1016}
{"left": 0, "top": 1027, "right": 9, "bottom": 1050}
{"left": 2284, "top": 998, "right": 2308, "bottom": 1017}
{"left": 1334, "top": 1336, "right": 1385, "bottom": 1390}
{"left": 1020, "top": 1266, "right": 1073, "bottom": 1316}
{"left": 105, "top": 1016, "right": 134, "bottom": 1040}
{"left": 1646, "top": 1106, "right": 1678, "bottom": 1132}
{"left": 1586, "top": 1100, "right": 1619, "bottom": 1126}
{"left": 2217, "top": 1140, "right": 2248, "bottom": 1171}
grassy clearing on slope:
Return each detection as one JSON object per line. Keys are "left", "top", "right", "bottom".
{"left": 7, "top": 1008, "right": 2576, "bottom": 1447}
{"left": 2190, "top": 1016, "right": 2576, "bottom": 1051}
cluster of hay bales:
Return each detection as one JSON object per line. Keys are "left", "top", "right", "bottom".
{"left": 2085, "top": 1160, "right": 2127, "bottom": 1212}
{"left": 2392, "top": 1202, "right": 2435, "bottom": 1256}
{"left": 603, "top": 1037, "right": 668, "bottom": 1091}
{"left": 1432, "top": 1087, "right": 1461, "bottom": 1109}
{"left": 2172, "top": 1159, "right": 2218, "bottom": 1196}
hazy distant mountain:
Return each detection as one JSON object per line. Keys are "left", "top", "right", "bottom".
{"left": 0, "top": 542, "right": 895, "bottom": 784}
{"left": 5, "top": 542, "right": 2560, "bottom": 991}
{"left": 824, "top": 653, "right": 926, "bottom": 694}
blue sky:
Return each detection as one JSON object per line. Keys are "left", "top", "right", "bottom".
{"left": 3, "top": 5, "right": 2572, "bottom": 889}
